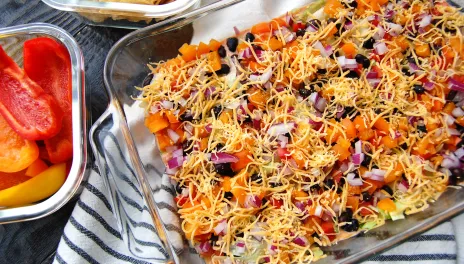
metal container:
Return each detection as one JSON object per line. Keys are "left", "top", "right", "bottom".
{"left": 92, "top": 0, "right": 464, "bottom": 263}
{"left": 41, "top": 0, "right": 201, "bottom": 29}
{"left": 0, "top": 23, "right": 87, "bottom": 224}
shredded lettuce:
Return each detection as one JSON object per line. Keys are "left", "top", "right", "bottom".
{"left": 361, "top": 221, "right": 377, "bottom": 230}
{"left": 295, "top": 0, "right": 326, "bottom": 21}
{"left": 313, "top": 247, "right": 324, "bottom": 257}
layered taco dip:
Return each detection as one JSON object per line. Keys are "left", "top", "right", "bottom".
{"left": 138, "top": 0, "right": 464, "bottom": 263}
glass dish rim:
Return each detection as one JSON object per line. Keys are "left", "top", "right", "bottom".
{"left": 41, "top": 0, "right": 200, "bottom": 18}
{"left": 0, "top": 23, "right": 87, "bottom": 224}
{"left": 99, "top": 1, "right": 464, "bottom": 263}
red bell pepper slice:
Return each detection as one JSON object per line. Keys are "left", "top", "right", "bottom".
{"left": 0, "top": 46, "right": 62, "bottom": 141}
{"left": 24, "top": 37, "right": 73, "bottom": 163}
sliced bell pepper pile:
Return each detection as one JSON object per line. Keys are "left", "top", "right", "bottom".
{"left": 0, "top": 46, "right": 62, "bottom": 141}
{"left": 24, "top": 37, "right": 73, "bottom": 163}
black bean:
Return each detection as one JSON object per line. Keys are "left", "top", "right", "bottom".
{"left": 317, "top": 68, "right": 327, "bottom": 74}
{"left": 224, "top": 191, "right": 233, "bottom": 200}
{"left": 345, "top": 70, "right": 359, "bottom": 78}
{"left": 142, "top": 73, "right": 154, "bottom": 87}
{"left": 245, "top": 32, "right": 255, "bottom": 42}
{"left": 355, "top": 54, "right": 370, "bottom": 68}
{"left": 417, "top": 124, "right": 427, "bottom": 133}
{"left": 182, "top": 140, "right": 194, "bottom": 155}
{"left": 372, "top": 164, "right": 379, "bottom": 169}
{"left": 362, "top": 37, "right": 375, "bottom": 49}
{"left": 175, "top": 182, "right": 183, "bottom": 194}
{"left": 251, "top": 173, "right": 263, "bottom": 184}
{"left": 401, "top": 68, "right": 414, "bottom": 77}
{"left": 382, "top": 185, "right": 394, "bottom": 196}
{"left": 339, "top": 211, "right": 352, "bottom": 223}
{"left": 324, "top": 179, "right": 335, "bottom": 190}
{"left": 361, "top": 191, "right": 372, "bottom": 202}
{"left": 400, "top": 142, "right": 408, "bottom": 150}
{"left": 210, "top": 234, "right": 219, "bottom": 246}
{"left": 215, "top": 64, "right": 231, "bottom": 75}
{"left": 308, "top": 19, "right": 321, "bottom": 29}
{"left": 214, "top": 163, "right": 235, "bottom": 176}
{"left": 226, "top": 37, "right": 239, "bottom": 52}
{"left": 343, "top": 219, "right": 359, "bottom": 232}
{"left": 298, "top": 87, "right": 312, "bottom": 98}
{"left": 296, "top": 29, "right": 306, "bottom": 37}
{"left": 449, "top": 168, "right": 464, "bottom": 185}
{"left": 270, "top": 182, "right": 283, "bottom": 188}
{"left": 218, "top": 45, "right": 226, "bottom": 58}
{"left": 179, "top": 112, "right": 194, "bottom": 122}
{"left": 236, "top": 232, "right": 244, "bottom": 238}
{"left": 327, "top": 18, "right": 337, "bottom": 24}
{"left": 215, "top": 143, "right": 225, "bottom": 151}
{"left": 447, "top": 90, "right": 458, "bottom": 101}
{"left": 212, "top": 105, "right": 223, "bottom": 118}
{"left": 413, "top": 84, "right": 425, "bottom": 94}
{"left": 310, "top": 184, "right": 322, "bottom": 192}
{"left": 348, "top": 0, "right": 358, "bottom": 8}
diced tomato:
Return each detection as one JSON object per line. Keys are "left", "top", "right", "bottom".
{"left": 270, "top": 197, "right": 283, "bottom": 209}
{"left": 277, "top": 147, "right": 291, "bottom": 160}
{"left": 174, "top": 195, "right": 188, "bottom": 206}
{"left": 292, "top": 22, "right": 306, "bottom": 32}
{"left": 359, "top": 201, "right": 374, "bottom": 216}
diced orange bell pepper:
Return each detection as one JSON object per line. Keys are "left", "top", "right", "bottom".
{"left": 341, "top": 118, "right": 357, "bottom": 139}
{"left": 208, "top": 39, "right": 222, "bottom": 52}
{"left": 222, "top": 177, "right": 232, "bottom": 192}
{"left": 332, "top": 138, "right": 351, "bottom": 161}
{"left": 358, "top": 129, "right": 375, "bottom": 141}
{"left": 346, "top": 196, "right": 360, "bottom": 211}
{"left": 443, "top": 102, "right": 456, "bottom": 115}
{"left": 292, "top": 149, "right": 306, "bottom": 169}
{"left": 381, "top": 135, "right": 398, "bottom": 149}
{"left": 384, "top": 162, "right": 404, "bottom": 183}
{"left": 165, "top": 110, "right": 179, "bottom": 123}
{"left": 231, "top": 150, "right": 252, "bottom": 171}
{"left": 415, "top": 43, "right": 431, "bottom": 57}
{"left": 268, "top": 37, "right": 283, "bottom": 51}
{"left": 270, "top": 18, "right": 287, "bottom": 29}
{"left": 0, "top": 114, "right": 39, "bottom": 173}
{"left": 247, "top": 87, "right": 269, "bottom": 109}
{"left": 145, "top": 112, "right": 169, "bottom": 134}
{"left": 207, "top": 51, "right": 222, "bottom": 72}
{"left": 179, "top": 43, "right": 197, "bottom": 62}
{"left": 348, "top": 185, "right": 362, "bottom": 195}
{"left": 362, "top": 179, "right": 384, "bottom": 194}
{"left": 373, "top": 117, "right": 390, "bottom": 133}
{"left": 237, "top": 43, "right": 249, "bottom": 52}
{"left": 377, "top": 198, "right": 396, "bottom": 212}
{"left": 249, "top": 61, "right": 266, "bottom": 72}
{"left": 25, "top": 159, "right": 49, "bottom": 177}
{"left": 196, "top": 42, "right": 210, "bottom": 57}
{"left": 353, "top": 115, "right": 369, "bottom": 132}
{"left": 394, "top": 36, "right": 409, "bottom": 51}
{"left": 341, "top": 43, "right": 357, "bottom": 58}
{"left": 155, "top": 130, "right": 172, "bottom": 152}
{"left": 231, "top": 187, "right": 247, "bottom": 207}
{"left": 324, "top": 0, "right": 343, "bottom": 17}
{"left": 251, "top": 22, "right": 271, "bottom": 35}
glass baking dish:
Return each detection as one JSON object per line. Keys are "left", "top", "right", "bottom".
{"left": 41, "top": 0, "right": 201, "bottom": 29}
{"left": 91, "top": 0, "right": 464, "bottom": 263}
{"left": 0, "top": 23, "right": 87, "bottom": 224}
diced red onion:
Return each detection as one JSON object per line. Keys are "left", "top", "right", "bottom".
{"left": 449, "top": 78, "right": 464, "bottom": 92}
{"left": 372, "top": 169, "right": 387, "bottom": 177}
{"left": 263, "top": 256, "right": 271, "bottom": 263}
{"left": 306, "top": 25, "right": 317, "bottom": 32}
{"left": 374, "top": 25, "right": 385, "bottom": 40}
{"left": 315, "top": 97, "right": 328, "bottom": 112}
{"left": 235, "top": 242, "right": 245, "bottom": 255}
{"left": 245, "top": 195, "right": 262, "bottom": 208}
{"left": 295, "top": 201, "right": 307, "bottom": 212}
{"left": 314, "top": 205, "right": 323, "bottom": 217}
{"left": 293, "top": 236, "right": 309, "bottom": 246}
{"left": 385, "top": 10, "right": 395, "bottom": 19}
{"left": 278, "top": 134, "right": 289, "bottom": 148}
{"left": 313, "top": 41, "right": 329, "bottom": 57}
{"left": 239, "top": 47, "right": 253, "bottom": 59}
{"left": 452, "top": 107, "right": 464, "bottom": 117}
{"left": 167, "top": 156, "right": 183, "bottom": 169}
{"left": 205, "top": 124, "right": 212, "bottom": 133}
{"left": 408, "top": 116, "right": 418, "bottom": 125}
{"left": 214, "top": 220, "right": 228, "bottom": 236}
{"left": 253, "top": 119, "right": 261, "bottom": 130}
{"left": 409, "top": 62, "right": 420, "bottom": 73}
{"left": 366, "top": 71, "right": 378, "bottom": 79}
{"left": 285, "top": 32, "right": 296, "bottom": 43}
{"left": 268, "top": 243, "right": 278, "bottom": 255}
{"left": 355, "top": 140, "right": 362, "bottom": 154}
{"left": 325, "top": 45, "right": 333, "bottom": 56}
{"left": 347, "top": 172, "right": 363, "bottom": 186}
{"left": 368, "top": 78, "right": 381, "bottom": 87}
{"left": 197, "top": 241, "right": 211, "bottom": 254}
{"left": 165, "top": 145, "right": 179, "bottom": 153}
{"left": 344, "top": 21, "right": 353, "bottom": 30}
{"left": 397, "top": 182, "right": 408, "bottom": 192}
{"left": 233, "top": 26, "right": 240, "bottom": 36}
{"left": 167, "top": 129, "right": 180, "bottom": 143}
{"left": 210, "top": 152, "right": 239, "bottom": 164}
{"left": 424, "top": 82, "right": 434, "bottom": 91}
{"left": 387, "top": 22, "right": 402, "bottom": 36}
{"left": 285, "top": 12, "right": 293, "bottom": 25}
{"left": 205, "top": 86, "right": 216, "bottom": 98}
{"left": 165, "top": 167, "right": 179, "bottom": 175}
{"left": 267, "top": 122, "right": 296, "bottom": 137}
{"left": 455, "top": 148, "right": 464, "bottom": 160}
{"left": 162, "top": 100, "right": 174, "bottom": 109}
{"left": 255, "top": 49, "right": 264, "bottom": 61}
{"left": 442, "top": 154, "right": 461, "bottom": 169}
{"left": 352, "top": 153, "right": 365, "bottom": 166}
{"left": 172, "top": 148, "right": 183, "bottom": 158}
{"left": 418, "top": 14, "right": 432, "bottom": 28}
{"left": 448, "top": 128, "right": 461, "bottom": 136}
{"left": 309, "top": 92, "right": 319, "bottom": 105}
{"left": 374, "top": 42, "right": 388, "bottom": 55}
{"left": 444, "top": 114, "right": 456, "bottom": 126}
{"left": 370, "top": 174, "right": 385, "bottom": 182}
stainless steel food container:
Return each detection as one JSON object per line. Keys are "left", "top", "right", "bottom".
{"left": 91, "top": 0, "right": 464, "bottom": 263}
{"left": 41, "top": 0, "right": 201, "bottom": 29}
{"left": 0, "top": 23, "right": 87, "bottom": 224}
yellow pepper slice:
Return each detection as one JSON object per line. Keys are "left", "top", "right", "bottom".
{"left": 0, "top": 163, "right": 66, "bottom": 207}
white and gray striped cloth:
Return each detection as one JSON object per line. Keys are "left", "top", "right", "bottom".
{"left": 54, "top": 0, "right": 464, "bottom": 263}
